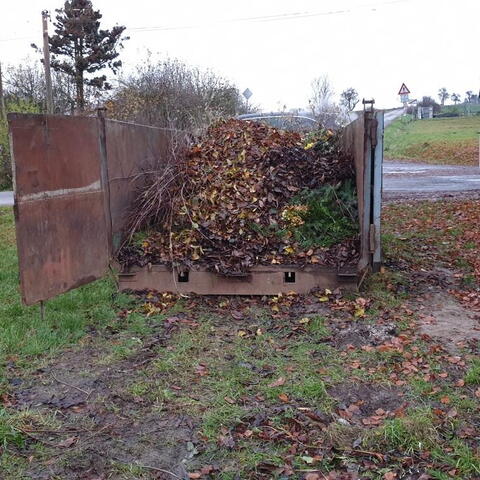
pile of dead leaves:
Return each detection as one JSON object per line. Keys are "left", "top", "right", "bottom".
{"left": 119, "top": 119, "right": 358, "bottom": 274}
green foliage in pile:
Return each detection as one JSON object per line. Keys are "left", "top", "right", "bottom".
{"left": 289, "top": 179, "right": 358, "bottom": 248}
{"left": 303, "top": 127, "right": 340, "bottom": 156}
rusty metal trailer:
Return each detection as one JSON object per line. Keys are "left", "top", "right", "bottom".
{"left": 8, "top": 109, "right": 383, "bottom": 306}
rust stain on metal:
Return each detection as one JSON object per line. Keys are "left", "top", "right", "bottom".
{"left": 104, "top": 119, "right": 173, "bottom": 250}
{"left": 119, "top": 265, "right": 357, "bottom": 296}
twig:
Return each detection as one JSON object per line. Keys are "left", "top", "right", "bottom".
{"left": 20, "top": 428, "right": 87, "bottom": 434}
{"left": 17, "top": 428, "right": 57, "bottom": 446}
{"left": 294, "top": 469, "right": 327, "bottom": 479}
{"left": 113, "top": 458, "right": 182, "bottom": 479}
{"left": 50, "top": 374, "right": 91, "bottom": 398}
{"left": 135, "top": 463, "right": 182, "bottom": 479}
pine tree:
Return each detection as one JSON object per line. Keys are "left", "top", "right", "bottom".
{"left": 47, "top": 0, "right": 127, "bottom": 111}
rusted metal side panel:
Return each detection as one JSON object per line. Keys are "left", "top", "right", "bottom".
{"left": 9, "top": 114, "right": 109, "bottom": 305}
{"left": 119, "top": 265, "right": 357, "bottom": 295}
{"left": 103, "top": 119, "right": 173, "bottom": 250}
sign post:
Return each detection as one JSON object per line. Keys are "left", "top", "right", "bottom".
{"left": 398, "top": 83, "right": 411, "bottom": 110}
{"left": 242, "top": 88, "right": 253, "bottom": 110}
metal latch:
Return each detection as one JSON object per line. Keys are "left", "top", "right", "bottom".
{"left": 370, "top": 119, "right": 378, "bottom": 147}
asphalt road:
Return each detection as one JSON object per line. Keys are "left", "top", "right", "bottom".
{"left": 383, "top": 161, "right": 480, "bottom": 194}
{"left": 0, "top": 191, "right": 13, "bottom": 206}
{"left": 348, "top": 108, "right": 403, "bottom": 126}
{"left": 383, "top": 108, "right": 404, "bottom": 127}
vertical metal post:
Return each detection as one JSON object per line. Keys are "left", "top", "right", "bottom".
{"left": 40, "top": 300, "right": 45, "bottom": 321}
{"left": 0, "top": 62, "right": 6, "bottom": 121}
{"left": 372, "top": 111, "right": 384, "bottom": 271}
{"left": 478, "top": 132, "right": 480, "bottom": 169}
{"left": 97, "top": 107, "right": 113, "bottom": 254}
{"left": 42, "top": 10, "right": 54, "bottom": 114}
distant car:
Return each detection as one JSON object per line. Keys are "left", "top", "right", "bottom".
{"left": 237, "top": 112, "right": 318, "bottom": 132}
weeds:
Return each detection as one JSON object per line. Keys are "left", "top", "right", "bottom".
{"left": 289, "top": 179, "right": 358, "bottom": 248}
{"left": 365, "top": 408, "right": 438, "bottom": 454}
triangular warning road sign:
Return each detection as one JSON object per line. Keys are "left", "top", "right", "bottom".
{"left": 398, "top": 83, "right": 410, "bottom": 95}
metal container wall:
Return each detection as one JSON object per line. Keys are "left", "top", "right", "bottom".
{"left": 9, "top": 111, "right": 382, "bottom": 305}
{"left": 103, "top": 119, "right": 175, "bottom": 251}
{"left": 340, "top": 111, "right": 383, "bottom": 274}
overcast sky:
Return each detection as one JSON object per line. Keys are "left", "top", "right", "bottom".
{"left": 1, "top": 0, "right": 479, "bottom": 110}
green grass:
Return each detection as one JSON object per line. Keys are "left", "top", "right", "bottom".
{"left": 441, "top": 104, "right": 480, "bottom": 115}
{"left": 0, "top": 206, "right": 124, "bottom": 454}
{"left": 384, "top": 115, "right": 480, "bottom": 165}
{"left": 464, "top": 358, "right": 480, "bottom": 385}
{"left": 0, "top": 408, "right": 25, "bottom": 450}
{"left": 0, "top": 207, "right": 120, "bottom": 379}
{"left": 365, "top": 408, "right": 438, "bottom": 454}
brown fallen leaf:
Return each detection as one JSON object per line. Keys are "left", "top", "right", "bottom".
{"left": 217, "top": 434, "right": 235, "bottom": 449}
{"left": 57, "top": 436, "right": 77, "bottom": 448}
{"left": 383, "top": 472, "right": 397, "bottom": 480}
{"left": 200, "top": 466, "right": 214, "bottom": 475}
{"left": 268, "top": 377, "right": 286, "bottom": 388}
{"left": 446, "top": 407, "right": 458, "bottom": 418}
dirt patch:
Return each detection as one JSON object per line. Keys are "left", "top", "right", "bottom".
{"left": 329, "top": 382, "right": 407, "bottom": 418}
{"left": 333, "top": 322, "right": 397, "bottom": 348}
{"left": 13, "top": 338, "right": 197, "bottom": 479}
{"left": 416, "top": 292, "right": 480, "bottom": 352}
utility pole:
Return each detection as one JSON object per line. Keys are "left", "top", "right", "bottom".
{"left": 0, "top": 62, "right": 6, "bottom": 121}
{"left": 42, "top": 10, "right": 54, "bottom": 114}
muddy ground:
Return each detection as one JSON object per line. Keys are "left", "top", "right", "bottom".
{"left": 3, "top": 264, "right": 478, "bottom": 479}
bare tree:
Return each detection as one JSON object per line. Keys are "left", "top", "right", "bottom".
{"left": 451, "top": 93, "right": 461, "bottom": 105}
{"left": 308, "top": 75, "right": 346, "bottom": 128}
{"left": 4, "top": 62, "right": 45, "bottom": 106}
{"left": 438, "top": 87, "right": 449, "bottom": 106}
{"left": 4, "top": 58, "right": 94, "bottom": 114}
{"left": 465, "top": 90, "right": 473, "bottom": 103}
{"left": 108, "top": 56, "right": 252, "bottom": 132}
{"left": 339, "top": 87, "right": 359, "bottom": 112}
{"left": 309, "top": 75, "right": 333, "bottom": 115}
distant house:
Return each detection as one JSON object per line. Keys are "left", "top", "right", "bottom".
{"left": 417, "top": 106, "right": 433, "bottom": 119}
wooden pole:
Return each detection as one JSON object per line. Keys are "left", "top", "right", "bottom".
{"left": 0, "top": 62, "right": 6, "bottom": 121}
{"left": 42, "top": 10, "right": 54, "bottom": 114}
